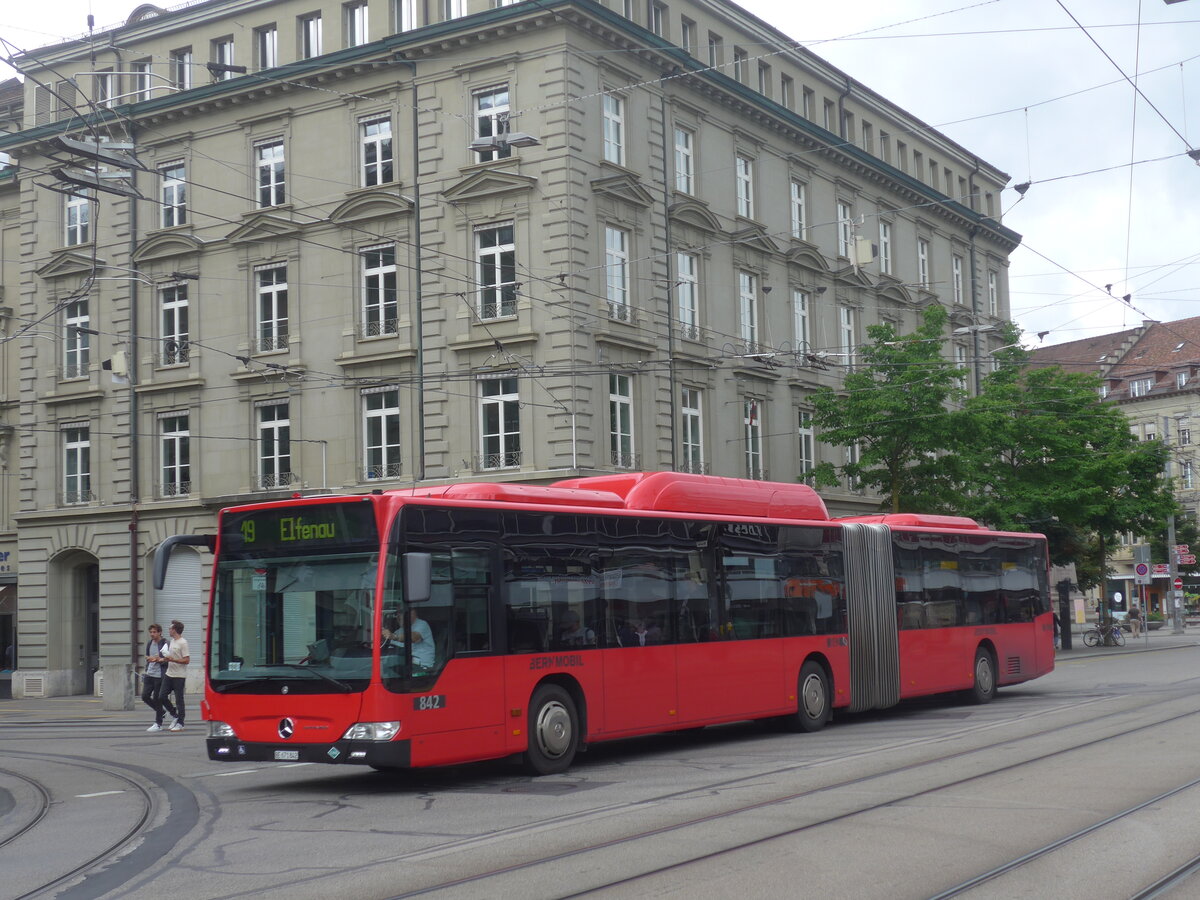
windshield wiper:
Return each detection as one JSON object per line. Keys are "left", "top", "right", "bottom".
{"left": 272, "top": 663, "right": 356, "bottom": 692}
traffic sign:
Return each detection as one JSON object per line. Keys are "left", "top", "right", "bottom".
{"left": 1174, "top": 577, "right": 1183, "bottom": 591}
{"left": 1179, "top": 555, "right": 1196, "bottom": 565}
{"left": 1176, "top": 544, "right": 1190, "bottom": 553}
{"left": 1134, "top": 562, "right": 1151, "bottom": 585}
{"left": 1153, "top": 564, "right": 1171, "bottom": 575}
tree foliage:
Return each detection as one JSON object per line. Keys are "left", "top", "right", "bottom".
{"left": 810, "top": 309, "right": 1176, "bottom": 589}
{"left": 809, "top": 304, "right": 965, "bottom": 513}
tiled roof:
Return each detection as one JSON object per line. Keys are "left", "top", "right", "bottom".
{"left": 1028, "top": 327, "right": 1142, "bottom": 373}
{"left": 1107, "top": 317, "right": 1200, "bottom": 378}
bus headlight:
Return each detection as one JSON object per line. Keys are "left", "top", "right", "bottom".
{"left": 208, "top": 721, "right": 237, "bottom": 739}
{"left": 341, "top": 721, "right": 401, "bottom": 741}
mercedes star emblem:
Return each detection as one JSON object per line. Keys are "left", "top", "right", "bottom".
{"left": 279, "top": 717, "right": 295, "bottom": 739}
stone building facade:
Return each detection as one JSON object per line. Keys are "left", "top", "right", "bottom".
{"left": 0, "top": 0, "right": 1020, "bottom": 698}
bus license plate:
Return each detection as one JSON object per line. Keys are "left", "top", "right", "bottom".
{"left": 274, "top": 750, "right": 300, "bottom": 761}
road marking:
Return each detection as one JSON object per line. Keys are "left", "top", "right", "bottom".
{"left": 213, "top": 769, "right": 258, "bottom": 777}
{"left": 77, "top": 790, "right": 124, "bottom": 798}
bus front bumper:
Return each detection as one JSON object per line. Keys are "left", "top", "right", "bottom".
{"left": 206, "top": 737, "right": 412, "bottom": 767}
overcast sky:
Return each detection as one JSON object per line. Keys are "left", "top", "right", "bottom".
{"left": 3, "top": 0, "right": 1198, "bottom": 352}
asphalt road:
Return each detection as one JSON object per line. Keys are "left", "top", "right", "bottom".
{"left": 3, "top": 637, "right": 1200, "bottom": 900}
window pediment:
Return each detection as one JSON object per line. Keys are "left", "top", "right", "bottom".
{"left": 668, "top": 198, "right": 722, "bottom": 233}
{"left": 226, "top": 213, "right": 302, "bottom": 245}
{"left": 330, "top": 190, "right": 413, "bottom": 224}
{"left": 591, "top": 173, "right": 655, "bottom": 209}
{"left": 37, "top": 249, "right": 102, "bottom": 280}
{"left": 730, "top": 226, "right": 781, "bottom": 256}
{"left": 132, "top": 232, "right": 205, "bottom": 264}
{"left": 785, "top": 244, "right": 829, "bottom": 273}
{"left": 442, "top": 169, "right": 537, "bottom": 203}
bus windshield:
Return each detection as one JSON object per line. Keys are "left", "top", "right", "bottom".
{"left": 209, "top": 501, "right": 381, "bottom": 694}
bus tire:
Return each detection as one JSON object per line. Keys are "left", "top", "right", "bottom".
{"left": 784, "top": 660, "right": 830, "bottom": 733}
{"left": 524, "top": 684, "right": 579, "bottom": 776}
{"left": 970, "top": 647, "right": 997, "bottom": 704}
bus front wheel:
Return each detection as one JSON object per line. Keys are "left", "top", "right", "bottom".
{"left": 524, "top": 684, "right": 579, "bottom": 776}
{"left": 783, "top": 660, "right": 830, "bottom": 733}
{"left": 970, "top": 647, "right": 997, "bottom": 704}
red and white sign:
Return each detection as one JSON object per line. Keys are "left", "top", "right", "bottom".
{"left": 1174, "top": 577, "right": 1183, "bottom": 591}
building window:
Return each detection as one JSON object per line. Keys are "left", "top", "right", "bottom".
{"left": 170, "top": 48, "right": 192, "bottom": 90}
{"left": 605, "top": 225, "right": 631, "bottom": 321}
{"left": 159, "top": 283, "right": 190, "bottom": 365}
{"left": 878, "top": 220, "right": 892, "bottom": 275}
{"left": 160, "top": 162, "right": 186, "bottom": 228}
{"left": 793, "top": 289, "right": 810, "bottom": 353}
{"left": 917, "top": 238, "right": 930, "bottom": 287}
{"left": 648, "top": 1, "right": 667, "bottom": 37}
{"left": 897, "top": 140, "right": 908, "bottom": 172}
{"left": 476, "top": 224, "right": 516, "bottom": 319}
{"left": 1178, "top": 374, "right": 1190, "bottom": 392}
{"left": 256, "top": 265, "right": 289, "bottom": 352}
{"left": 707, "top": 33, "right": 723, "bottom": 67}
{"left": 65, "top": 191, "right": 90, "bottom": 245}
{"left": 735, "top": 154, "right": 754, "bottom": 218}
{"left": 845, "top": 442, "right": 862, "bottom": 491}
{"left": 732, "top": 48, "right": 748, "bottom": 83}
{"left": 1129, "top": 377, "right": 1154, "bottom": 398}
{"left": 676, "top": 251, "right": 699, "bottom": 339}
{"left": 802, "top": 87, "right": 814, "bottom": 120}
{"left": 258, "top": 402, "right": 293, "bottom": 489}
{"left": 255, "top": 25, "right": 278, "bottom": 69}
{"left": 988, "top": 270, "right": 999, "bottom": 316}
{"left": 757, "top": 62, "right": 771, "bottom": 96}
{"left": 362, "top": 245, "right": 398, "bottom": 336}
{"left": 300, "top": 15, "right": 323, "bottom": 58}
{"left": 1184, "top": 461, "right": 1195, "bottom": 490}
{"left": 395, "top": 0, "right": 417, "bottom": 31}
{"left": 823, "top": 99, "right": 836, "bottom": 131}
{"left": 744, "top": 399, "right": 763, "bottom": 480}
{"left": 879, "top": 131, "right": 891, "bottom": 163}
{"left": 839, "top": 305, "right": 856, "bottom": 370}
{"left": 93, "top": 71, "right": 115, "bottom": 109}
{"left": 797, "top": 409, "right": 815, "bottom": 478}
{"left": 345, "top": 1, "right": 369, "bottom": 46}
{"left": 738, "top": 270, "right": 758, "bottom": 350}
{"left": 602, "top": 93, "right": 625, "bottom": 165}
{"left": 955, "top": 344, "right": 968, "bottom": 388}
{"left": 63, "top": 425, "right": 92, "bottom": 504}
{"left": 789, "top": 180, "right": 806, "bottom": 240}
{"left": 212, "top": 38, "right": 236, "bottom": 77}
{"left": 680, "top": 17, "right": 696, "bottom": 55}
{"left": 681, "top": 387, "right": 704, "bottom": 473}
{"left": 841, "top": 110, "right": 855, "bottom": 143}
{"left": 63, "top": 299, "right": 90, "bottom": 378}
{"left": 836, "top": 201, "right": 852, "bottom": 258}
{"left": 363, "top": 388, "right": 401, "bottom": 480}
{"left": 952, "top": 254, "right": 964, "bottom": 304}
{"left": 159, "top": 414, "right": 191, "bottom": 497}
{"left": 1180, "top": 424, "right": 1191, "bottom": 444}
{"left": 131, "top": 61, "right": 152, "bottom": 101}
{"left": 442, "top": 0, "right": 465, "bottom": 20}
{"left": 780, "top": 74, "right": 795, "bottom": 109}
{"left": 609, "top": 373, "right": 635, "bottom": 468}
{"left": 255, "top": 140, "right": 286, "bottom": 208}
{"left": 480, "top": 377, "right": 520, "bottom": 469}
{"left": 474, "top": 86, "right": 511, "bottom": 162}
{"left": 360, "top": 115, "right": 393, "bottom": 186}
{"left": 673, "top": 126, "right": 694, "bottom": 194}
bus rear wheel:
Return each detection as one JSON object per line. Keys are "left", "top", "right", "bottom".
{"left": 524, "top": 684, "right": 579, "bottom": 776}
{"left": 783, "top": 660, "right": 830, "bottom": 733}
{"left": 970, "top": 647, "right": 997, "bottom": 704}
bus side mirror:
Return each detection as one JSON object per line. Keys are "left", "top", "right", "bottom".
{"left": 153, "top": 534, "right": 216, "bottom": 589}
{"left": 405, "top": 552, "right": 432, "bottom": 604}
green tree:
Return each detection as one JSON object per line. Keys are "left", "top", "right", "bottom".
{"left": 809, "top": 304, "right": 965, "bottom": 512}
{"left": 957, "top": 356, "right": 1175, "bottom": 590}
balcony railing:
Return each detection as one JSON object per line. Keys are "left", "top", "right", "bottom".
{"left": 362, "top": 318, "right": 399, "bottom": 338}
{"left": 608, "top": 302, "right": 637, "bottom": 324}
{"left": 61, "top": 488, "right": 97, "bottom": 505}
{"left": 677, "top": 459, "right": 709, "bottom": 474}
{"left": 159, "top": 480, "right": 192, "bottom": 498}
{"left": 160, "top": 340, "right": 190, "bottom": 366}
{"left": 61, "top": 362, "right": 90, "bottom": 380}
{"left": 610, "top": 450, "right": 641, "bottom": 470}
{"left": 258, "top": 471, "right": 299, "bottom": 490}
{"left": 365, "top": 462, "right": 402, "bottom": 480}
{"left": 476, "top": 451, "right": 522, "bottom": 471}
{"left": 255, "top": 333, "right": 289, "bottom": 353}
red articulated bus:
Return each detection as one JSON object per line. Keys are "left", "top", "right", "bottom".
{"left": 152, "top": 472, "right": 1054, "bottom": 775}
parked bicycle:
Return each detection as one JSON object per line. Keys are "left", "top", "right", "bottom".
{"left": 1082, "top": 621, "right": 1126, "bottom": 647}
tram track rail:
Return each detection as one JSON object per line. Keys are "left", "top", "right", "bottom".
{"left": 0, "top": 752, "right": 198, "bottom": 900}
{"left": 0, "top": 766, "right": 52, "bottom": 851}
{"left": 377, "top": 698, "right": 1200, "bottom": 899}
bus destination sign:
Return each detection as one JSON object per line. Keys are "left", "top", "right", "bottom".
{"left": 221, "top": 501, "right": 379, "bottom": 556}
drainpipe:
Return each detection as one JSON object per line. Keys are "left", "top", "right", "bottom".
{"left": 659, "top": 86, "right": 677, "bottom": 469}
{"left": 127, "top": 123, "right": 141, "bottom": 668}
{"left": 396, "top": 57, "right": 425, "bottom": 481}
